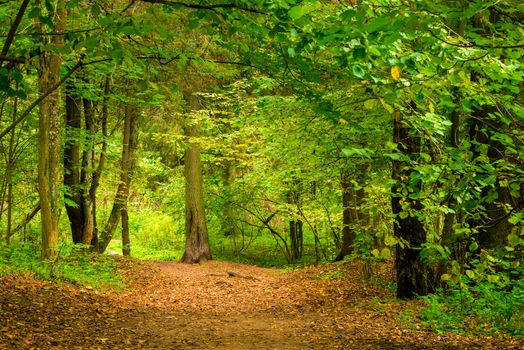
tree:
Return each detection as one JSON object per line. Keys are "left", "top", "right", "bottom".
{"left": 181, "top": 94, "right": 212, "bottom": 263}
{"left": 36, "top": 0, "right": 66, "bottom": 259}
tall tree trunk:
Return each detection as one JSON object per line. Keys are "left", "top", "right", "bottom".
{"left": 80, "top": 98, "right": 96, "bottom": 245}
{"left": 392, "top": 110, "right": 434, "bottom": 299}
{"left": 5, "top": 91, "right": 17, "bottom": 245}
{"left": 181, "top": 105, "right": 212, "bottom": 263}
{"left": 120, "top": 105, "right": 137, "bottom": 256}
{"left": 64, "top": 82, "right": 83, "bottom": 243}
{"left": 98, "top": 104, "right": 137, "bottom": 254}
{"left": 37, "top": 0, "right": 65, "bottom": 259}
{"left": 88, "top": 78, "right": 110, "bottom": 251}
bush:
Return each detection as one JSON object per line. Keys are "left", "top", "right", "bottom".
{"left": 421, "top": 271, "right": 524, "bottom": 335}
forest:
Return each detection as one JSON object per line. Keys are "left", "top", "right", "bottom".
{"left": 0, "top": 0, "right": 523, "bottom": 348}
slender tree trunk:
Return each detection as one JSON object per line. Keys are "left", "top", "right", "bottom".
{"left": 37, "top": 0, "right": 65, "bottom": 259}
{"left": 334, "top": 171, "right": 358, "bottom": 261}
{"left": 80, "top": 98, "right": 96, "bottom": 245}
{"left": 98, "top": 105, "right": 137, "bottom": 254}
{"left": 392, "top": 110, "right": 434, "bottom": 299}
{"left": 181, "top": 113, "right": 212, "bottom": 263}
{"left": 64, "top": 83, "right": 83, "bottom": 243}
{"left": 5, "top": 93, "right": 17, "bottom": 245}
{"left": 87, "top": 78, "right": 110, "bottom": 251}
{"left": 120, "top": 105, "right": 137, "bottom": 256}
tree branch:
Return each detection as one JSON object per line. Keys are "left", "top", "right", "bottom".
{"left": 0, "top": 0, "right": 30, "bottom": 60}
{"left": 429, "top": 30, "right": 524, "bottom": 49}
{"left": 0, "top": 55, "right": 26, "bottom": 64}
{"left": 0, "top": 57, "right": 85, "bottom": 140}
{"left": 139, "top": 0, "right": 266, "bottom": 14}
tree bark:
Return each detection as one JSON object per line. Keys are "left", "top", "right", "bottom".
{"left": 37, "top": 0, "right": 65, "bottom": 259}
{"left": 64, "top": 82, "right": 83, "bottom": 243}
{"left": 181, "top": 99, "right": 212, "bottom": 263}
{"left": 120, "top": 105, "right": 137, "bottom": 256}
{"left": 335, "top": 171, "right": 358, "bottom": 261}
{"left": 98, "top": 104, "right": 137, "bottom": 254}
{"left": 392, "top": 110, "right": 434, "bottom": 299}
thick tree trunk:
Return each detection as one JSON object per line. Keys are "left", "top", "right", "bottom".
{"left": 181, "top": 121, "right": 212, "bottom": 263}
{"left": 392, "top": 110, "right": 434, "bottom": 299}
{"left": 37, "top": 0, "right": 65, "bottom": 259}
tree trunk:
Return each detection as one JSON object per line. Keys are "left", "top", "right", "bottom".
{"left": 64, "top": 82, "right": 83, "bottom": 243}
{"left": 288, "top": 189, "right": 303, "bottom": 261}
{"left": 181, "top": 116, "right": 212, "bottom": 263}
{"left": 98, "top": 104, "right": 137, "bottom": 254}
{"left": 5, "top": 90, "right": 18, "bottom": 244}
{"left": 37, "top": 0, "right": 65, "bottom": 259}
{"left": 392, "top": 110, "right": 434, "bottom": 299}
{"left": 334, "top": 171, "right": 358, "bottom": 261}
{"left": 80, "top": 98, "right": 96, "bottom": 245}
{"left": 120, "top": 105, "right": 137, "bottom": 256}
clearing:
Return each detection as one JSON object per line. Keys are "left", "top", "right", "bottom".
{"left": 0, "top": 259, "right": 522, "bottom": 349}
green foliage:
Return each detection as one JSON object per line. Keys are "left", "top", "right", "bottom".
{"left": 422, "top": 268, "right": 524, "bottom": 336}
{"left": 0, "top": 241, "right": 124, "bottom": 290}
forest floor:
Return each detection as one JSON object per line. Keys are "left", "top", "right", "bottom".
{"left": 0, "top": 258, "right": 522, "bottom": 349}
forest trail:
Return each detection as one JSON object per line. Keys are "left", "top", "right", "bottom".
{"left": 0, "top": 259, "right": 522, "bottom": 349}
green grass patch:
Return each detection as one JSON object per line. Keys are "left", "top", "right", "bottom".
{"left": 0, "top": 241, "right": 125, "bottom": 290}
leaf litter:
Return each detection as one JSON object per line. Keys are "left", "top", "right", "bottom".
{"left": 0, "top": 258, "right": 522, "bottom": 349}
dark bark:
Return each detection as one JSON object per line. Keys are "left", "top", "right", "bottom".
{"left": 469, "top": 107, "right": 521, "bottom": 250}
{"left": 335, "top": 171, "right": 357, "bottom": 261}
{"left": 392, "top": 110, "right": 434, "bottom": 299}
{"left": 64, "top": 83, "right": 83, "bottom": 243}
{"left": 288, "top": 189, "right": 303, "bottom": 261}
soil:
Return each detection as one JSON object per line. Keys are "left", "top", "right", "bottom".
{"left": 0, "top": 259, "right": 522, "bottom": 349}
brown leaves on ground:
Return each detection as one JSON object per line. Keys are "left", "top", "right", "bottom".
{"left": 0, "top": 259, "right": 522, "bottom": 349}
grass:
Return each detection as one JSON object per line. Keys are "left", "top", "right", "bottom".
{"left": 0, "top": 241, "right": 125, "bottom": 290}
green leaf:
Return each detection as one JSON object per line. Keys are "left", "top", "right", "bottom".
{"left": 352, "top": 47, "right": 366, "bottom": 60}
{"left": 380, "top": 247, "right": 391, "bottom": 259}
{"left": 352, "top": 65, "right": 365, "bottom": 78}
{"left": 287, "top": 47, "right": 295, "bottom": 57}
{"left": 507, "top": 232, "right": 521, "bottom": 247}
{"left": 289, "top": 6, "right": 305, "bottom": 20}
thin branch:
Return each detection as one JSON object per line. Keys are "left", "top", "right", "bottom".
{"left": 9, "top": 202, "right": 40, "bottom": 235}
{"left": 0, "top": 55, "right": 26, "bottom": 64}
{"left": 0, "top": 0, "right": 30, "bottom": 59}
{"left": 430, "top": 30, "right": 524, "bottom": 49}
{"left": 0, "top": 57, "right": 85, "bottom": 140}
{"left": 139, "top": 0, "right": 266, "bottom": 14}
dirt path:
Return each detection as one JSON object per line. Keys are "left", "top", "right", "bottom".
{"left": 0, "top": 259, "right": 522, "bottom": 349}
